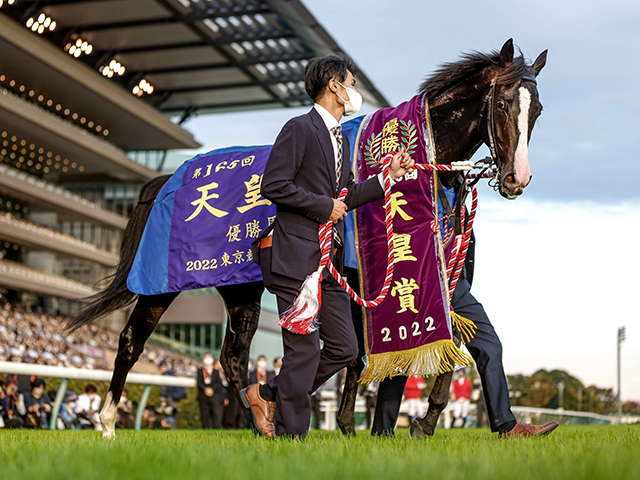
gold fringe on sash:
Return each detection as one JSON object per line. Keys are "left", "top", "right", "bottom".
{"left": 359, "top": 339, "right": 473, "bottom": 385}
{"left": 451, "top": 311, "right": 477, "bottom": 344}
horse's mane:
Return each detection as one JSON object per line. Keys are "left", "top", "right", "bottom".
{"left": 419, "top": 48, "right": 533, "bottom": 101}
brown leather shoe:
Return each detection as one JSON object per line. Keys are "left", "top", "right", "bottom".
{"left": 239, "top": 384, "right": 275, "bottom": 438}
{"left": 500, "top": 421, "right": 559, "bottom": 438}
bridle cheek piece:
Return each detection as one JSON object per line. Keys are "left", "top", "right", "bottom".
{"left": 477, "top": 75, "right": 537, "bottom": 193}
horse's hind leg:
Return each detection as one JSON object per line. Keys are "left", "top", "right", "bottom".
{"left": 409, "top": 333, "right": 461, "bottom": 438}
{"left": 337, "top": 267, "right": 365, "bottom": 436}
{"left": 100, "top": 292, "right": 179, "bottom": 439}
{"left": 217, "top": 281, "right": 264, "bottom": 420}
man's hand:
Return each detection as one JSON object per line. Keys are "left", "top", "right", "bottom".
{"left": 204, "top": 387, "right": 214, "bottom": 397}
{"left": 329, "top": 199, "right": 348, "bottom": 223}
{"left": 389, "top": 148, "right": 416, "bottom": 180}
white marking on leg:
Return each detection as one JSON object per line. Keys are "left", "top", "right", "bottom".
{"left": 100, "top": 391, "right": 118, "bottom": 439}
{"left": 514, "top": 87, "right": 532, "bottom": 188}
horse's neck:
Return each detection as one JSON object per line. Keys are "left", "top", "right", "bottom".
{"left": 428, "top": 77, "right": 487, "bottom": 188}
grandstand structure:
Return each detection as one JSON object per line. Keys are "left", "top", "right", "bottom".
{"left": 0, "top": 0, "right": 388, "bottom": 358}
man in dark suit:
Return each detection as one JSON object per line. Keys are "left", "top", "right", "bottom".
{"left": 241, "top": 52, "right": 414, "bottom": 439}
{"left": 197, "top": 353, "right": 226, "bottom": 429}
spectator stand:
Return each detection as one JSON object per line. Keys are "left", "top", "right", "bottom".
{"left": 0, "top": 361, "right": 195, "bottom": 430}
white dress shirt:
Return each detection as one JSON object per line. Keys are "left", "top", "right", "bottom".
{"left": 313, "top": 104, "right": 389, "bottom": 190}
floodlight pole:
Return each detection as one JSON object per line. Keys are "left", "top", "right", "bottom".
{"left": 617, "top": 326, "right": 626, "bottom": 420}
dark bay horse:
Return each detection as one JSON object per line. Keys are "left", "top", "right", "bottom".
{"left": 67, "top": 39, "right": 547, "bottom": 439}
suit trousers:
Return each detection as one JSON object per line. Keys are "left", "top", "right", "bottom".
{"left": 372, "top": 278, "right": 516, "bottom": 435}
{"left": 199, "top": 399, "right": 223, "bottom": 429}
{"left": 259, "top": 247, "right": 358, "bottom": 437}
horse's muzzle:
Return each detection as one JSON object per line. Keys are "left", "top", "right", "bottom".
{"left": 500, "top": 173, "right": 531, "bottom": 199}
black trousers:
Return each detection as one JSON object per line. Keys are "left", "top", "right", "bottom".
{"left": 223, "top": 394, "right": 245, "bottom": 429}
{"left": 260, "top": 247, "right": 358, "bottom": 437}
{"left": 372, "top": 278, "right": 516, "bottom": 434}
{"left": 199, "top": 399, "right": 223, "bottom": 429}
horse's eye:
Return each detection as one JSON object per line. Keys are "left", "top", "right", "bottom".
{"left": 497, "top": 100, "right": 506, "bottom": 110}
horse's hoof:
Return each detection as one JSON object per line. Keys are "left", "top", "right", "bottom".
{"left": 409, "top": 418, "right": 433, "bottom": 439}
{"left": 336, "top": 415, "right": 356, "bottom": 437}
{"left": 101, "top": 429, "right": 116, "bottom": 440}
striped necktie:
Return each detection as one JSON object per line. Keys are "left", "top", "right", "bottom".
{"left": 330, "top": 125, "right": 343, "bottom": 188}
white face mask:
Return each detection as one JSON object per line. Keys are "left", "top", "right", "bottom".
{"left": 335, "top": 81, "right": 363, "bottom": 116}
{"left": 203, "top": 357, "right": 214, "bottom": 366}
{"left": 33, "top": 387, "right": 44, "bottom": 396}
{"left": 256, "top": 361, "right": 267, "bottom": 371}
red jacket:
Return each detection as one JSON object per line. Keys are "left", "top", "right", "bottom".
{"left": 453, "top": 378, "right": 471, "bottom": 400}
{"left": 404, "top": 376, "right": 426, "bottom": 399}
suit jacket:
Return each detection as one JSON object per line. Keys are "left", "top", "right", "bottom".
{"left": 196, "top": 368, "right": 225, "bottom": 404}
{"left": 254, "top": 108, "right": 384, "bottom": 281}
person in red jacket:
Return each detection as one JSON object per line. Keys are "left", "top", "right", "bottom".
{"left": 452, "top": 370, "right": 471, "bottom": 427}
{"left": 404, "top": 376, "right": 427, "bottom": 422}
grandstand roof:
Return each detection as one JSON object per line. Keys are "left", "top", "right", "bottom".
{"left": 1, "top": 0, "right": 389, "bottom": 126}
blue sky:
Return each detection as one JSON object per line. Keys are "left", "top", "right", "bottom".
{"left": 175, "top": 1, "right": 640, "bottom": 399}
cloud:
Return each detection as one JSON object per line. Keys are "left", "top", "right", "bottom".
{"left": 471, "top": 197, "right": 640, "bottom": 399}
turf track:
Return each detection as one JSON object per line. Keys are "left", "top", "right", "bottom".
{"left": 1, "top": 425, "right": 638, "bottom": 480}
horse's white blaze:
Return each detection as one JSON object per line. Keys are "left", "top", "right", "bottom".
{"left": 514, "top": 87, "right": 532, "bottom": 188}
{"left": 99, "top": 391, "right": 117, "bottom": 439}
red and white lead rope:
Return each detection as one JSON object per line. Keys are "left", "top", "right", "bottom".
{"left": 278, "top": 154, "right": 482, "bottom": 335}
{"left": 444, "top": 187, "right": 478, "bottom": 301}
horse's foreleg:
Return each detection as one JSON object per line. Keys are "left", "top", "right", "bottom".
{"left": 100, "top": 292, "right": 178, "bottom": 439}
{"left": 336, "top": 358, "right": 364, "bottom": 436}
{"left": 409, "top": 370, "right": 453, "bottom": 438}
{"left": 217, "top": 282, "right": 264, "bottom": 418}
{"left": 336, "top": 267, "right": 365, "bottom": 436}
{"left": 409, "top": 332, "right": 461, "bottom": 438}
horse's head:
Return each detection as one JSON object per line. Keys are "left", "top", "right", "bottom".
{"left": 485, "top": 39, "right": 547, "bottom": 199}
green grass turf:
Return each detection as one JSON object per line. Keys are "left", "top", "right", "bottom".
{"left": 1, "top": 426, "right": 638, "bottom": 480}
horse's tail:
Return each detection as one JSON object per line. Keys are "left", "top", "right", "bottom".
{"left": 66, "top": 174, "right": 172, "bottom": 332}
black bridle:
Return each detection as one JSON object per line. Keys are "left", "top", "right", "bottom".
{"left": 477, "top": 74, "right": 538, "bottom": 192}
{"left": 440, "top": 73, "right": 538, "bottom": 235}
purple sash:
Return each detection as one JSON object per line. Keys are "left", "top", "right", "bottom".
{"left": 354, "top": 96, "right": 472, "bottom": 383}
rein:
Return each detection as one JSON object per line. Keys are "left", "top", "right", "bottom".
{"left": 278, "top": 154, "right": 488, "bottom": 335}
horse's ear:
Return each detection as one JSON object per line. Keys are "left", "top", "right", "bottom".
{"left": 533, "top": 50, "right": 548, "bottom": 77}
{"left": 499, "top": 39, "right": 514, "bottom": 67}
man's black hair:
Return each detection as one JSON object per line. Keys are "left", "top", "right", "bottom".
{"left": 31, "top": 377, "right": 45, "bottom": 388}
{"left": 85, "top": 383, "right": 97, "bottom": 393}
{"left": 304, "top": 52, "right": 358, "bottom": 101}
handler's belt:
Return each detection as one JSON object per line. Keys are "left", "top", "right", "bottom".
{"left": 259, "top": 236, "right": 273, "bottom": 249}
{"left": 259, "top": 230, "right": 340, "bottom": 255}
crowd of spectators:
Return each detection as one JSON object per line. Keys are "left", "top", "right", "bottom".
{"left": 0, "top": 301, "right": 204, "bottom": 430}
{"left": 0, "top": 302, "right": 200, "bottom": 376}
{"left": 0, "top": 374, "right": 176, "bottom": 430}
